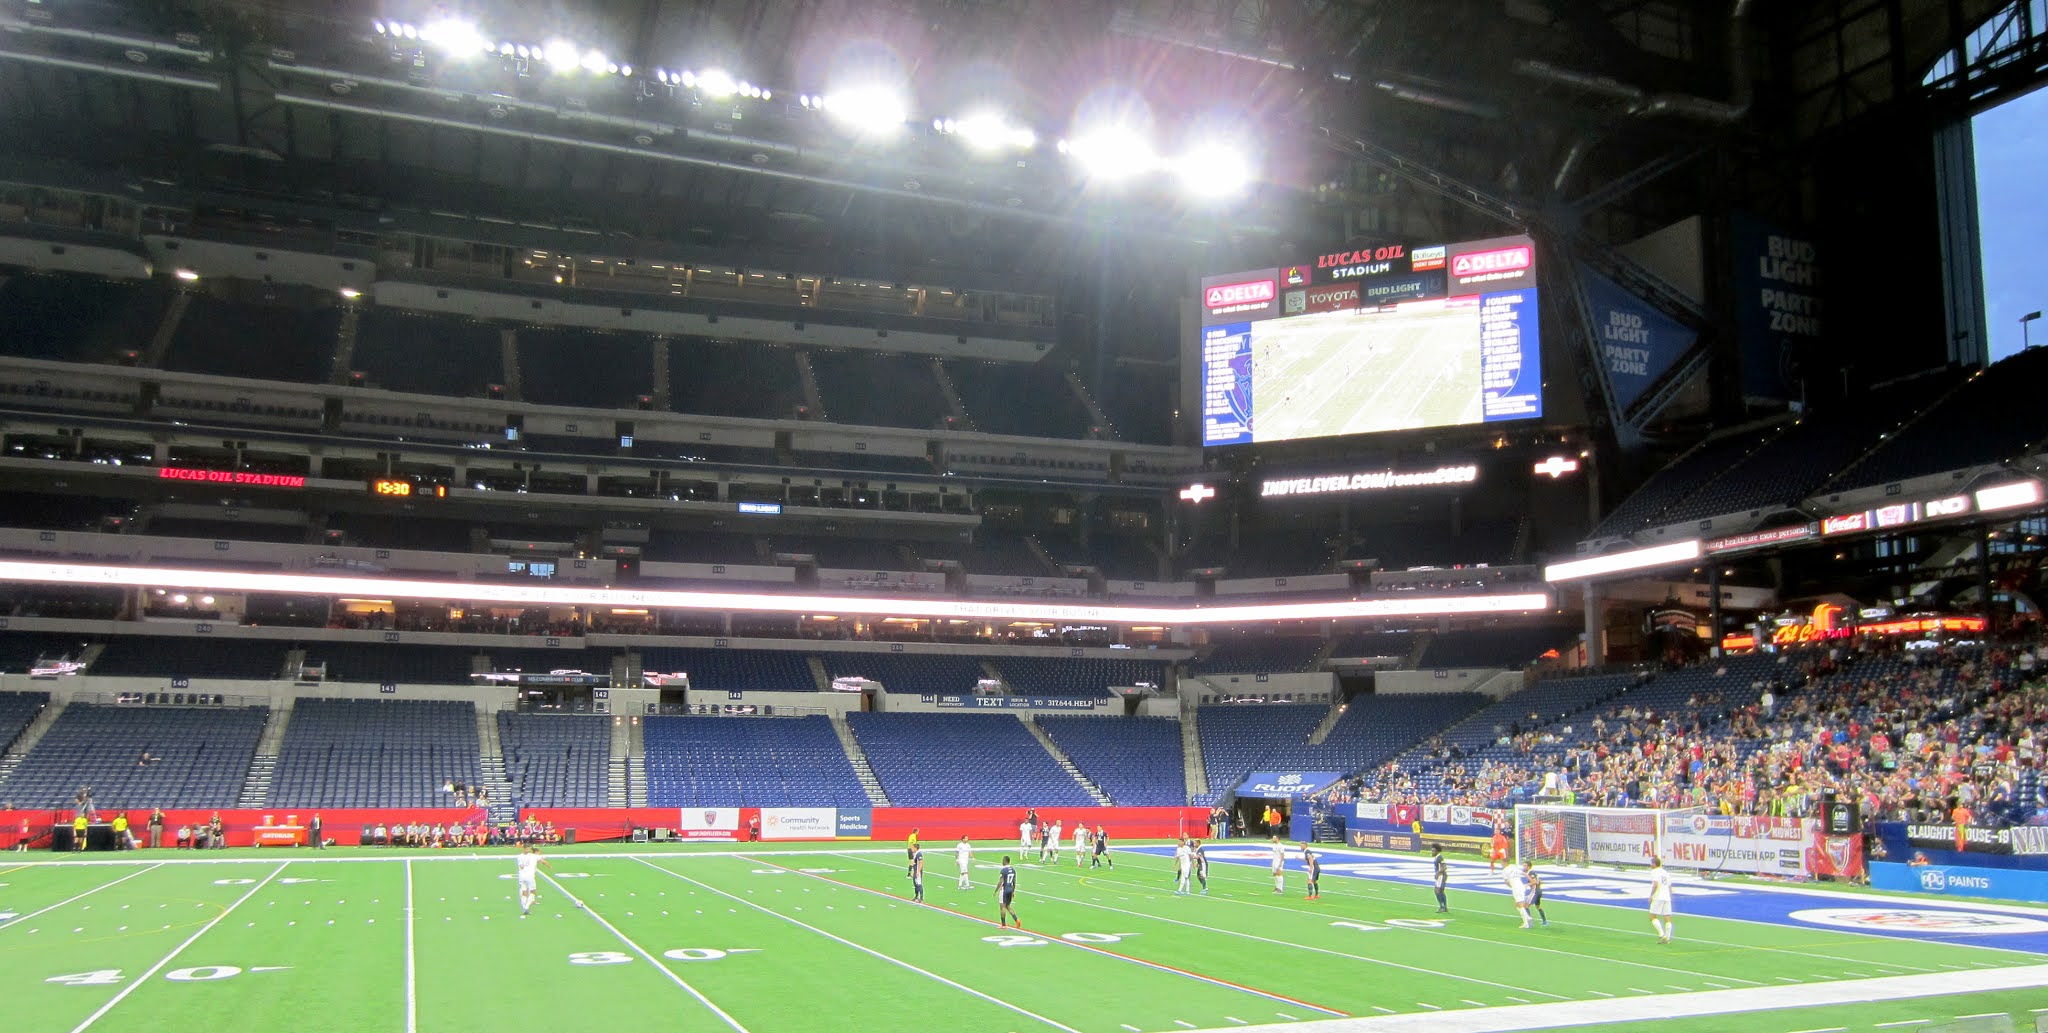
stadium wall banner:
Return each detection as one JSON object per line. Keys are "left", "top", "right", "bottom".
{"left": 866, "top": 806, "right": 1206, "bottom": 844}
{"left": 1578, "top": 264, "right": 1699, "bottom": 411}
{"left": 1875, "top": 822, "right": 2048, "bottom": 866}
{"left": 835, "top": 808, "right": 873, "bottom": 840}
{"left": 1871, "top": 862, "right": 2048, "bottom": 904}
{"left": 2, "top": 807, "right": 482, "bottom": 849}
{"left": 1729, "top": 212, "right": 1821, "bottom": 404}
{"left": 1343, "top": 816, "right": 1496, "bottom": 854}
{"left": 676, "top": 807, "right": 742, "bottom": 840}
{"left": 930, "top": 694, "right": 1110, "bottom": 710}
{"left": 760, "top": 807, "right": 839, "bottom": 841}
{"left": 1236, "top": 771, "right": 1346, "bottom": 799}
{"left": 1657, "top": 813, "right": 1812, "bottom": 877}
{"left": 521, "top": 807, "right": 736, "bottom": 843}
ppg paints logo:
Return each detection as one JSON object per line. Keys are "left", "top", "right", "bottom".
{"left": 1919, "top": 869, "right": 1948, "bottom": 892}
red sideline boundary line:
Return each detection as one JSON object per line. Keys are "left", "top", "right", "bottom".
{"left": 748, "top": 853, "right": 1350, "bottom": 1018}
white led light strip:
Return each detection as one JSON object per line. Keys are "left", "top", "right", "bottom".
{"left": 0, "top": 561, "right": 1549, "bottom": 627}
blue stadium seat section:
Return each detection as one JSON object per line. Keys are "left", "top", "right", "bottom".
{"left": 0, "top": 273, "right": 165, "bottom": 363}
{"left": 643, "top": 715, "right": 867, "bottom": 807}
{"left": 270, "top": 698, "right": 480, "bottom": 808}
{"left": 1273, "top": 694, "right": 1486, "bottom": 774}
{"left": 90, "top": 638, "right": 289, "bottom": 680}
{"left": 1191, "top": 704, "right": 1326, "bottom": 806}
{"left": 1, "top": 702, "right": 266, "bottom": 810}
{"left": 352, "top": 309, "right": 504, "bottom": 396}
{"left": 848, "top": 712, "right": 1095, "bottom": 807}
{"left": 809, "top": 349, "right": 951, "bottom": 429}
{"left": 0, "top": 689, "right": 50, "bottom": 752}
{"left": 161, "top": 291, "right": 339, "bottom": 384}
{"left": 638, "top": 648, "right": 818, "bottom": 692}
{"left": 1038, "top": 715, "right": 1185, "bottom": 806}
{"left": 0, "top": 633, "right": 94, "bottom": 673}
{"left": 518, "top": 328, "right": 651, "bottom": 410}
{"left": 667, "top": 339, "right": 804, "bottom": 420}
{"left": 991, "top": 656, "right": 1163, "bottom": 697}
{"left": 298, "top": 643, "right": 477, "bottom": 686}
{"left": 1590, "top": 431, "right": 1773, "bottom": 537}
{"left": 817, "top": 653, "right": 987, "bottom": 695}
{"left": 498, "top": 713, "right": 611, "bottom": 807}
{"left": 1828, "top": 347, "right": 2048, "bottom": 490}
{"left": 946, "top": 359, "right": 1094, "bottom": 438}
{"left": 1190, "top": 637, "right": 1325, "bottom": 675}
{"left": 1419, "top": 625, "right": 1580, "bottom": 669}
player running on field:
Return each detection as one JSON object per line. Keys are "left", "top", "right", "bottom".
{"left": 1505, "top": 860, "right": 1532, "bottom": 928}
{"left": 1648, "top": 856, "right": 1675, "bottom": 943}
{"left": 908, "top": 844, "right": 925, "bottom": 903}
{"left": 1092, "top": 825, "right": 1112, "bottom": 868}
{"left": 516, "top": 844, "right": 550, "bottom": 917}
{"left": 1431, "top": 844, "right": 1450, "bottom": 913}
{"left": 1173, "top": 838, "right": 1192, "bottom": 895}
{"left": 1303, "top": 847, "right": 1322, "bottom": 899}
{"left": 1269, "top": 836, "right": 1286, "bottom": 893}
{"left": 956, "top": 835, "right": 973, "bottom": 889}
{"left": 1490, "top": 826, "right": 1510, "bottom": 873}
{"left": 1522, "top": 861, "right": 1548, "bottom": 926}
{"left": 997, "top": 855, "right": 1021, "bottom": 928}
{"left": 1193, "top": 840, "right": 1210, "bottom": 894}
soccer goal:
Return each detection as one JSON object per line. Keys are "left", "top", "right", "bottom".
{"left": 1514, "top": 804, "right": 1709, "bottom": 873}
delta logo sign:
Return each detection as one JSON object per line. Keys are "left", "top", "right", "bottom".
{"left": 1451, "top": 245, "right": 1532, "bottom": 280}
{"left": 1204, "top": 278, "right": 1276, "bottom": 315}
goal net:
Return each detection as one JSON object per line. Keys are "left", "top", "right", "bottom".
{"left": 1514, "top": 804, "right": 1709, "bottom": 874}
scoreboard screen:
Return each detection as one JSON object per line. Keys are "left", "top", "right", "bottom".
{"left": 1198, "top": 234, "right": 1542, "bottom": 447}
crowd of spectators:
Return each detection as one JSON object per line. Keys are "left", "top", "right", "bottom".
{"left": 1360, "top": 635, "right": 2048, "bottom": 830}
{"left": 359, "top": 818, "right": 562, "bottom": 847}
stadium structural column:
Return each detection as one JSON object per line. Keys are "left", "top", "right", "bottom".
{"left": 1582, "top": 583, "right": 1605, "bottom": 664}
{"left": 1979, "top": 522, "right": 1997, "bottom": 633}
{"left": 1707, "top": 566, "right": 1723, "bottom": 658}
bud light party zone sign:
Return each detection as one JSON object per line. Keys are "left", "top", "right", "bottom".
{"left": 1198, "top": 234, "right": 1541, "bottom": 447}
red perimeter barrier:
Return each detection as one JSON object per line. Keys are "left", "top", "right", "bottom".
{"left": 1, "top": 805, "right": 1210, "bottom": 849}
{"left": 519, "top": 806, "right": 1208, "bottom": 844}
{"left": 0, "top": 807, "right": 481, "bottom": 849}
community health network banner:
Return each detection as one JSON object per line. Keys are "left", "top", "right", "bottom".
{"left": 1579, "top": 264, "right": 1698, "bottom": 411}
{"left": 760, "top": 808, "right": 837, "bottom": 841}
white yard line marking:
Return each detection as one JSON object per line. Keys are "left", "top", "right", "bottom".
{"left": 1058, "top": 852, "right": 1773, "bottom": 987}
{"left": 792, "top": 854, "right": 1347, "bottom": 1016}
{"left": 1174, "top": 1021, "right": 1197, "bottom": 1029}
{"left": 1206, "top": 965, "right": 2048, "bottom": 1033}
{"left": 403, "top": 859, "right": 417, "bottom": 1033}
{"left": 1460, "top": 1000, "right": 1486, "bottom": 1007}
{"left": 1372, "top": 1007, "right": 1397, "bottom": 1015}
{"left": 1626, "top": 988, "right": 1654, "bottom": 995}
{"left": 635, "top": 859, "right": 1082, "bottom": 1033}
{"left": 543, "top": 872, "right": 750, "bottom": 1033}
{"left": 1783, "top": 1027, "right": 1847, "bottom": 1033}
{"left": 1956, "top": 1014, "right": 2007, "bottom": 1020}
{"left": 0, "top": 863, "right": 165, "bottom": 930}
{"left": 1121, "top": 1025, "right": 1141, "bottom": 1031}
{"left": 836, "top": 852, "right": 1564, "bottom": 1002}
{"left": 1226, "top": 1018, "right": 1249, "bottom": 1025}
{"left": 1875, "top": 1020, "right": 1930, "bottom": 1027}
{"left": 1416, "top": 1003, "right": 1442, "bottom": 1011}
{"left": 1586, "top": 991, "right": 1616, "bottom": 998}
{"left": 70, "top": 862, "right": 287, "bottom": 1033}
{"left": 1505, "top": 998, "right": 1530, "bottom": 1004}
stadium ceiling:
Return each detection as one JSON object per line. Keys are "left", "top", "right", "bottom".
{"left": 0, "top": 0, "right": 2026, "bottom": 280}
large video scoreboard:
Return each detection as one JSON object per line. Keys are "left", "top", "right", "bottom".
{"left": 1198, "top": 234, "right": 1542, "bottom": 447}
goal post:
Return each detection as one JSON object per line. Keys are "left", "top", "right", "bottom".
{"left": 1514, "top": 804, "right": 1708, "bottom": 873}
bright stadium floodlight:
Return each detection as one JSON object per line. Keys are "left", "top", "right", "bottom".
{"left": 695, "top": 68, "right": 736, "bottom": 97}
{"left": 1175, "top": 141, "right": 1253, "bottom": 199}
{"left": 580, "top": 50, "right": 609, "bottom": 73}
{"left": 1061, "top": 130, "right": 1158, "bottom": 183}
{"left": 823, "top": 86, "right": 909, "bottom": 135}
{"left": 172, "top": 268, "right": 199, "bottom": 282}
{"left": 542, "top": 40, "right": 578, "bottom": 67}
{"left": 947, "top": 112, "right": 1036, "bottom": 153}
{"left": 418, "top": 19, "right": 489, "bottom": 58}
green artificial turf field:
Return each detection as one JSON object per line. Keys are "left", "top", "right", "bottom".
{"left": 3, "top": 841, "right": 2045, "bottom": 1033}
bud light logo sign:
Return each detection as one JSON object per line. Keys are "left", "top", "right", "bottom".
{"left": 1204, "top": 278, "right": 1276, "bottom": 314}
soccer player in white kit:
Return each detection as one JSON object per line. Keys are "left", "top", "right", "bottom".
{"left": 1173, "top": 839, "right": 1192, "bottom": 895}
{"left": 1505, "top": 860, "right": 1532, "bottom": 928}
{"left": 1049, "top": 820, "right": 1062, "bottom": 862}
{"left": 956, "top": 836, "right": 974, "bottom": 890}
{"left": 1073, "top": 823, "right": 1089, "bottom": 867}
{"left": 1647, "top": 856, "right": 1675, "bottom": 943}
{"left": 1269, "top": 836, "right": 1286, "bottom": 893}
{"left": 1019, "top": 819, "right": 1033, "bottom": 853}
{"left": 516, "top": 844, "right": 550, "bottom": 917}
